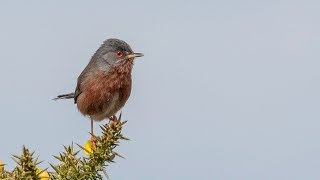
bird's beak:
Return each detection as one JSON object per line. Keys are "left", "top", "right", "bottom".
{"left": 126, "top": 53, "right": 144, "bottom": 59}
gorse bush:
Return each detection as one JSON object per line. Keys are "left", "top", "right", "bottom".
{"left": 0, "top": 115, "right": 128, "bottom": 180}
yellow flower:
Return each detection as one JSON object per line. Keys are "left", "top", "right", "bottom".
{"left": 0, "top": 160, "right": 4, "bottom": 171}
{"left": 36, "top": 168, "right": 50, "bottom": 180}
{"left": 84, "top": 140, "right": 93, "bottom": 155}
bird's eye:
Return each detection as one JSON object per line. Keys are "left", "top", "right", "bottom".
{"left": 116, "top": 51, "right": 123, "bottom": 57}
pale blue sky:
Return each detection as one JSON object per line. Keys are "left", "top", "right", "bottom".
{"left": 0, "top": 1, "right": 320, "bottom": 179}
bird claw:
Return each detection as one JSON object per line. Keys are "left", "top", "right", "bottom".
{"left": 109, "top": 115, "right": 118, "bottom": 121}
{"left": 108, "top": 115, "right": 119, "bottom": 127}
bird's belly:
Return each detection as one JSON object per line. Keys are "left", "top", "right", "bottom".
{"left": 90, "top": 92, "right": 120, "bottom": 121}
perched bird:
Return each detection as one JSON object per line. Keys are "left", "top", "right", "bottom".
{"left": 54, "top": 38, "right": 143, "bottom": 140}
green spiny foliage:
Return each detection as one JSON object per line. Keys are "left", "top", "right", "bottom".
{"left": 0, "top": 146, "right": 43, "bottom": 180}
{"left": 0, "top": 162, "right": 10, "bottom": 179}
{"left": 0, "top": 114, "right": 128, "bottom": 180}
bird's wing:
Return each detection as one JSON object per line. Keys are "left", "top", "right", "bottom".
{"left": 74, "top": 80, "right": 82, "bottom": 103}
{"left": 74, "top": 67, "right": 88, "bottom": 104}
{"left": 74, "top": 56, "right": 109, "bottom": 103}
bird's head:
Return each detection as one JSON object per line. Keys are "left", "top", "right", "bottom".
{"left": 94, "top": 38, "right": 143, "bottom": 69}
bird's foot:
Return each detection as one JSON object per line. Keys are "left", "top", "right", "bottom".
{"left": 109, "top": 115, "right": 118, "bottom": 121}
{"left": 108, "top": 115, "right": 119, "bottom": 127}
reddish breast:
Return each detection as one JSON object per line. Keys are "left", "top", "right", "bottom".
{"left": 76, "top": 69, "right": 132, "bottom": 120}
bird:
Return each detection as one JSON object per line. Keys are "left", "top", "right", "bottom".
{"left": 53, "top": 38, "right": 143, "bottom": 142}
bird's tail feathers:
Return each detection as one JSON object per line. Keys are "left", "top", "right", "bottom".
{"left": 53, "top": 93, "right": 75, "bottom": 100}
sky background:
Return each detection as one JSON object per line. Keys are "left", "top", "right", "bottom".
{"left": 0, "top": 1, "right": 319, "bottom": 179}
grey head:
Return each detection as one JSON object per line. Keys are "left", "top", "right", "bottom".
{"left": 91, "top": 38, "right": 143, "bottom": 70}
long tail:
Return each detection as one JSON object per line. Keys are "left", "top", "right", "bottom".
{"left": 52, "top": 93, "right": 75, "bottom": 100}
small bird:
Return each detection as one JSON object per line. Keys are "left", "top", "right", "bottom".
{"left": 54, "top": 38, "right": 143, "bottom": 141}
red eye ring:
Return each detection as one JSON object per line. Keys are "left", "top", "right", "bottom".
{"left": 116, "top": 51, "right": 123, "bottom": 57}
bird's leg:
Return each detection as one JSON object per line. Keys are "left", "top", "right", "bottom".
{"left": 90, "top": 118, "right": 96, "bottom": 148}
